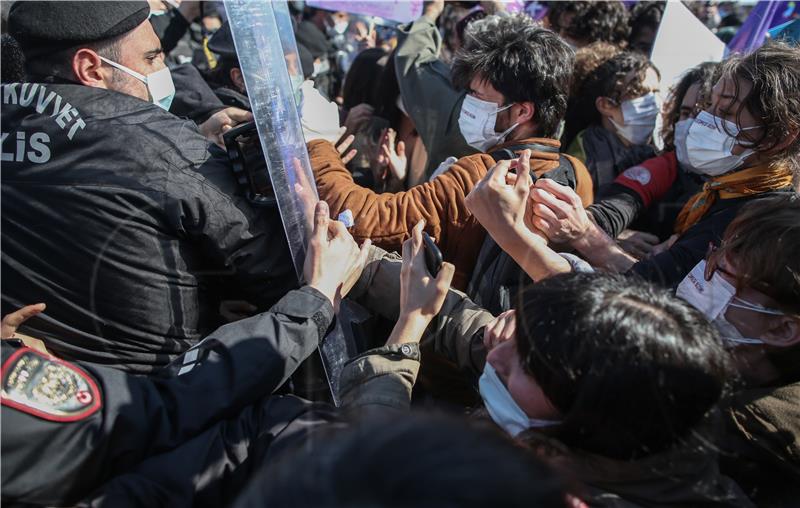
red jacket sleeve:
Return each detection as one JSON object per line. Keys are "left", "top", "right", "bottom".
{"left": 613, "top": 151, "right": 679, "bottom": 208}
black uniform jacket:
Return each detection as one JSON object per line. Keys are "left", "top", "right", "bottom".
{"left": 1, "top": 82, "right": 297, "bottom": 373}
{"left": 1, "top": 286, "right": 334, "bottom": 507}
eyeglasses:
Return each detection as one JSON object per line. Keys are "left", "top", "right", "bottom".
{"left": 703, "top": 243, "right": 735, "bottom": 281}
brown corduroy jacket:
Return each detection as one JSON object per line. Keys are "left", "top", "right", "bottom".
{"left": 309, "top": 137, "right": 594, "bottom": 289}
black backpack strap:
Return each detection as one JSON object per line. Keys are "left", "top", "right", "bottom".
{"left": 489, "top": 144, "right": 577, "bottom": 190}
{"left": 488, "top": 142, "right": 559, "bottom": 162}
{"left": 544, "top": 153, "right": 578, "bottom": 191}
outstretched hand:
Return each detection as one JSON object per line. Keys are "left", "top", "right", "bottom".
{"left": 528, "top": 178, "right": 591, "bottom": 246}
{"left": 387, "top": 221, "right": 455, "bottom": 346}
{"left": 336, "top": 134, "right": 358, "bottom": 165}
{"left": 483, "top": 309, "right": 516, "bottom": 351}
{"left": 304, "top": 201, "right": 371, "bottom": 307}
{"left": 399, "top": 221, "right": 455, "bottom": 322}
{"left": 199, "top": 107, "right": 253, "bottom": 148}
{"left": 377, "top": 128, "right": 407, "bottom": 181}
{"left": 617, "top": 229, "right": 660, "bottom": 260}
{"left": 466, "top": 149, "right": 534, "bottom": 245}
{"left": 423, "top": 0, "right": 445, "bottom": 21}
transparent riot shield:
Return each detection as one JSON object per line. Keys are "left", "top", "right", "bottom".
{"left": 225, "top": 0, "right": 356, "bottom": 406}
{"left": 273, "top": 0, "right": 306, "bottom": 104}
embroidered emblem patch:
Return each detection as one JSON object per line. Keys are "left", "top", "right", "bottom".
{"left": 621, "top": 166, "right": 652, "bottom": 186}
{"left": 2, "top": 347, "right": 101, "bottom": 422}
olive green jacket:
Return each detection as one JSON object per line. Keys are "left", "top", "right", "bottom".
{"left": 338, "top": 246, "right": 495, "bottom": 414}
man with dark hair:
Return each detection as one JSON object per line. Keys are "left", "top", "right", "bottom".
{"left": 547, "top": 0, "right": 631, "bottom": 49}
{"left": 1, "top": 1, "right": 296, "bottom": 373}
{"left": 308, "top": 9, "right": 593, "bottom": 312}
{"left": 449, "top": 14, "right": 573, "bottom": 142}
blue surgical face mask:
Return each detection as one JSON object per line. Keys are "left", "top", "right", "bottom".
{"left": 99, "top": 56, "right": 175, "bottom": 111}
{"left": 478, "top": 362, "right": 561, "bottom": 437}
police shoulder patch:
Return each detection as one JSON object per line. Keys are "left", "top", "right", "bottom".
{"left": 1, "top": 347, "right": 101, "bottom": 422}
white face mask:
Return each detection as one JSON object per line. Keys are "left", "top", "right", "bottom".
{"left": 479, "top": 362, "right": 561, "bottom": 437}
{"left": 685, "top": 111, "right": 757, "bottom": 176}
{"left": 458, "top": 94, "right": 519, "bottom": 152}
{"left": 676, "top": 260, "right": 785, "bottom": 346}
{"left": 609, "top": 92, "right": 660, "bottom": 146}
{"left": 99, "top": 56, "right": 175, "bottom": 111}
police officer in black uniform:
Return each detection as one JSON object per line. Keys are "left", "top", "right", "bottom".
{"left": 1, "top": 1, "right": 298, "bottom": 373}
{"left": 1, "top": 200, "right": 370, "bottom": 507}
{"left": 0, "top": 289, "right": 336, "bottom": 506}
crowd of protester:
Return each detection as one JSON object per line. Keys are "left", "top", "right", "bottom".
{"left": 1, "top": 1, "right": 799, "bottom": 507}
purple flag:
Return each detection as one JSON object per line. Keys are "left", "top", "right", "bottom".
{"left": 524, "top": 1, "right": 548, "bottom": 21}
{"left": 770, "top": 1, "right": 799, "bottom": 27}
{"left": 502, "top": 0, "right": 526, "bottom": 14}
{"left": 305, "top": 1, "right": 423, "bottom": 23}
{"left": 727, "top": 1, "right": 781, "bottom": 53}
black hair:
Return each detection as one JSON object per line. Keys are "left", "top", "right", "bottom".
{"left": 23, "top": 35, "right": 122, "bottom": 82}
{"left": 1, "top": 34, "right": 26, "bottom": 83}
{"left": 562, "top": 50, "right": 657, "bottom": 148}
{"left": 514, "top": 272, "right": 732, "bottom": 460}
{"left": 451, "top": 14, "right": 574, "bottom": 139}
{"left": 455, "top": 9, "right": 487, "bottom": 47}
{"left": 661, "top": 61, "right": 720, "bottom": 151}
{"left": 548, "top": 1, "right": 631, "bottom": 47}
{"left": 235, "top": 414, "right": 568, "bottom": 508}
{"left": 341, "top": 47, "right": 387, "bottom": 111}
{"left": 627, "top": 1, "right": 665, "bottom": 55}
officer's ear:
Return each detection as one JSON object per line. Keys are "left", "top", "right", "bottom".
{"left": 72, "top": 48, "right": 113, "bottom": 89}
{"left": 230, "top": 67, "right": 246, "bottom": 94}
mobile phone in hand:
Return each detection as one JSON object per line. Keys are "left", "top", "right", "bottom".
{"left": 422, "top": 232, "right": 443, "bottom": 277}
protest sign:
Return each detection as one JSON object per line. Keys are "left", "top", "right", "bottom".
{"left": 651, "top": 2, "right": 726, "bottom": 98}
